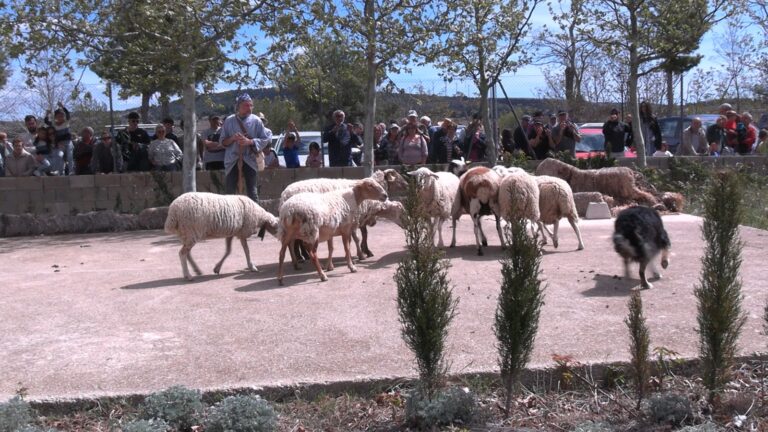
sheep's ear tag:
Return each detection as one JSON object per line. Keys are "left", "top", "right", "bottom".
{"left": 257, "top": 225, "right": 266, "bottom": 240}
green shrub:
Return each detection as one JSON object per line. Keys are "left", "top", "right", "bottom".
{"left": 203, "top": 395, "right": 277, "bottom": 432}
{"left": 494, "top": 218, "right": 544, "bottom": 414}
{"left": 120, "top": 418, "right": 169, "bottom": 432}
{"left": 695, "top": 172, "right": 747, "bottom": 397}
{"left": 141, "top": 386, "right": 203, "bottom": 431}
{"left": 647, "top": 393, "right": 693, "bottom": 426}
{"left": 0, "top": 396, "right": 34, "bottom": 432}
{"left": 395, "top": 175, "right": 458, "bottom": 398}
{"left": 625, "top": 291, "right": 650, "bottom": 409}
{"left": 404, "top": 386, "right": 476, "bottom": 430}
{"left": 500, "top": 151, "right": 532, "bottom": 170}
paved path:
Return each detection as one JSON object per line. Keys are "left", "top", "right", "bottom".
{"left": 1, "top": 214, "right": 767, "bottom": 401}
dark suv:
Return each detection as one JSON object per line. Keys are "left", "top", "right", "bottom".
{"left": 656, "top": 114, "right": 719, "bottom": 154}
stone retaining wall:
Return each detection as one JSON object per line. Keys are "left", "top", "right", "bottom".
{"left": 0, "top": 156, "right": 765, "bottom": 218}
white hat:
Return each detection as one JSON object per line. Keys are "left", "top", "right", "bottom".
{"left": 407, "top": 110, "right": 418, "bottom": 118}
{"left": 420, "top": 115, "right": 431, "bottom": 123}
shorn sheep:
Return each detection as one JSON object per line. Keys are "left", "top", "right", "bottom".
{"left": 534, "top": 158, "right": 656, "bottom": 205}
{"left": 279, "top": 169, "right": 408, "bottom": 259}
{"left": 277, "top": 178, "right": 388, "bottom": 284}
{"left": 535, "top": 175, "right": 585, "bottom": 250}
{"left": 450, "top": 166, "right": 504, "bottom": 255}
{"left": 164, "top": 192, "right": 279, "bottom": 281}
{"left": 407, "top": 167, "right": 461, "bottom": 248}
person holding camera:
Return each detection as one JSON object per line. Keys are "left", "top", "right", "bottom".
{"left": 552, "top": 110, "right": 581, "bottom": 156}
{"left": 528, "top": 120, "right": 555, "bottom": 160}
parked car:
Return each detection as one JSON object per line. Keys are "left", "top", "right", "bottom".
{"left": 656, "top": 114, "right": 719, "bottom": 154}
{"left": 273, "top": 131, "right": 328, "bottom": 167}
{"left": 575, "top": 128, "right": 635, "bottom": 159}
{"left": 578, "top": 122, "right": 605, "bottom": 129}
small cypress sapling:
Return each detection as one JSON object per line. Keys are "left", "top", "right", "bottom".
{"left": 494, "top": 218, "right": 544, "bottom": 415}
{"left": 396, "top": 174, "right": 458, "bottom": 400}
{"left": 695, "top": 171, "right": 747, "bottom": 398}
{"left": 625, "top": 291, "right": 650, "bottom": 409}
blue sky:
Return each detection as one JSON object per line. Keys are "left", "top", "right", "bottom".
{"left": 6, "top": 2, "right": 753, "bottom": 115}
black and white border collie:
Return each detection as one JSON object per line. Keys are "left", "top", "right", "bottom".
{"left": 613, "top": 206, "right": 671, "bottom": 289}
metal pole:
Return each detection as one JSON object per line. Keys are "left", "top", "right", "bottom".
{"left": 497, "top": 81, "right": 531, "bottom": 150}
{"left": 679, "top": 73, "right": 684, "bottom": 150}
{"left": 107, "top": 81, "right": 115, "bottom": 137}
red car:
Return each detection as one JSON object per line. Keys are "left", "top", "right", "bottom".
{"left": 576, "top": 128, "right": 635, "bottom": 159}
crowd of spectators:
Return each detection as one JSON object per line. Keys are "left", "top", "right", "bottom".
{"left": 1, "top": 99, "right": 767, "bottom": 178}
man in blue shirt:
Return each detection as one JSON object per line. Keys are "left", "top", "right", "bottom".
{"left": 219, "top": 94, "right": 271, "bottom": 202}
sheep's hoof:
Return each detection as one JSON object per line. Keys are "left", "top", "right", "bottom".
{"left": 477, "top": 249, "right": 484, "bottom": 256}
{"left": 277, "top": 277, "right": 284, "bottom": 286}
{"left": 449, "top": 243, "right": 455, "bottom": 248}
{"left": 365, "top": 251, "right": 374, "bottom": 258}
{"left": 184, "top": 275, "right": 195, "bottom": 282}
{"left": 349, "top": 266, "right": 358, "bottom": 273}
{"left": 481, "top": 239, "right": 488, "bottom": 247}
{"left": 248, "top": 266, "right": 260, "bottom": 273}
{"left": 320, "top": 274, "right": 328, "bottom": 282}
{"left": 213, "top": 265, "right": 221, "bottom": 274}
{"left": 653, "top": 272, "right": 663, "bottom": 279}
{"left": 553, "top": 240, "right": 559, "bottom": 249}
{"left": 641, "top": 282, "right": 653, "bottom": 290}
{"left": 357, "top": 255, "right": 366, "bottom": 261}
{"left": 293, "top": 264, "right": 301, "bottom": 271}
{"left": 577, "top": 244, "right": 584, "bottom": 251}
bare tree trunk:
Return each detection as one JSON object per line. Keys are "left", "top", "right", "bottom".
{"left": 478, "top": 82, "right": 496, "bottom": 164}
{"left": 140, "top": 92, "right": 151, "bottom": 123}
{"left": 160, "top": 94, "right": 170, "bottom": 121}
{"left": 181, "top": 67, "right": 197, "bottom": 193}
{"left": 666, "top": 70, "right": 674, "bottom": 116}
{"left": 363, "top": 0, "right": 376, "bottom": 177}
{"left": 629, "top": 11, "right": 646, "bottom": 168}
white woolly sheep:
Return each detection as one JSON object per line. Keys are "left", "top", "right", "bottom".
{"left": 449, "top": 166, "right": 503, "bottom": 256}
{"left": 534, "top": 158, "right": 657, "bottom": 205}
{"left": 497, "top": 170, "right": 541, "bottom": 232}
{"left": 535, "top": 175, "right": 585, "bottom": 250}
{"left": 279, "top": 169, "right": 408, "bottom": 259}
{"left": 277, "top": 178, "right": 388, "bottom": 284}
{"left": 164, "top": 192, "right": 279, "bottom": 281}
{"left": 407, "top": 167, "right": 461, "bottom": 248}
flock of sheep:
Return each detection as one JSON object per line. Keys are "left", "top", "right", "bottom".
{"left": 164, "top": 159, "right": 667, "bottom": 285}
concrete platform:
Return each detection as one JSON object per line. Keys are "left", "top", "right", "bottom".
{"left": 1, "top": 214, "right": 767, "bottom": 401}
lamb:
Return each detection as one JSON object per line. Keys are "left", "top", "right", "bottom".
{"left": 407, "top": 167, "right": 461, "bottom": 248}
{"left": 449, "top": 166, "right": 504, "bottom": 255}
{"left": 279, "top": 169, "right": 408, "bottom": 259}
{"left": 277, "top": 178, "right": 388, "bottom": 284}
{"left": 534, "top": 158, "right": 657, "bottom": 205}
{"left": 357, "top": 200, "right": 405, "bottom": 257}
{"left": 164, "top": 192, "right": 279, "bottom": 281}
{"left": 535, "top": 175, "right": 585, "bottom": 250}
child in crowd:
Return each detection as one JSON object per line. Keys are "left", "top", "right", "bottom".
{"left": 652, "top": 141, "right": 674, "bottom": 157}
{"left": 33, "top": 147, "right": 54, "bottom": 176}
{"left": 263, "top": 143, "right": 281, "bottom": 169}
{"left": 45, "top": 102, "right": 72, "bottom": 146}
{"left": 306, "top": 141, "right": 323, "bottom": 168}
{"left": 282, "top": 121, "right": 301, "bottom": 169}
{"left": 755, "top": 129, "right": 768, "bottom": 155}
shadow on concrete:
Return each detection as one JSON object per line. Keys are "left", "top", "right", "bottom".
{"left": 581, "top": 274, "right": 639, "bottom": 297}
{"left": 120, "top": 273, "right": 230, "bottom": 290}
{"left": 356, "top": 250, "right": 406, "bottom": 270}
{"left": 151, "top": 238, "right": 180, "bottom": 246}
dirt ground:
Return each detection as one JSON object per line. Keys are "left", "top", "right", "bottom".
{"left": 1, "top": 214, "right": 767, "bottom": 402}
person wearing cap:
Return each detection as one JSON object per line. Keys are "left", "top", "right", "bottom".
{"left": 323, "top": 109, "right": 352, "bottom": 166}
{"left": 602, "top": 108, "right": 629, "bottom": 157}
{"left": 5, "top": 138, "right": 36, "bottom": 177}
{"left": 717, "top": 103, "right": 732, "bottom": 116}
{"left": 282, "top": 120, "right": 301, "bottom": 168}
{"left": 551, "top": 110, "right": 581, "bottom": 156}
{"left": 512, "top": 115, "right": 535, "bottom": 158}
{"left": 116, "top": 111, "right": 151, "bottom": 171}
{"left": 219, "top": 93, "right": 271, "bottom": 202}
